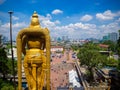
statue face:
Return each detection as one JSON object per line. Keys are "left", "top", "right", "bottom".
{"left": 31, "top": 18, "right": 39, "bottom": 26}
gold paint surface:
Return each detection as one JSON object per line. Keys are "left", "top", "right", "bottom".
{"left": 16, "top": 12, "right": 50, "bottom": 90}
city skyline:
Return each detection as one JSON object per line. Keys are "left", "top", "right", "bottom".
{"left": 0, "top": 0, "right": 120, "bottom": 40}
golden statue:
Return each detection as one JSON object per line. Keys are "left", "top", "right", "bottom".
{"left": 16, "top": 11, "right": 51, "bottom": 90}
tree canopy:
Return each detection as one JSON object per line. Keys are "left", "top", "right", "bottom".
{"left": 77, "top": 43, "right": 108, "bottom": 68}
{"left": 77, "top": 42, "right": 109, "bottom": 82}
{"left": 0, "top": 47, "right": 17, "bottom": 89}
{"left": 117, "top": 30, "right": 120, "bottom": 69}
{"left": 0, "top": 48, "right": 9, "bottom": 79}
{"left": 102, "top": 40, "right": 117, "bottom": 52}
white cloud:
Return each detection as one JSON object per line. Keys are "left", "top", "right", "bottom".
{"left": 99, "top": 22, "right": 120, "bottom": 35}
{"left": 13, "top": 16, "right": 19, "bottom": 20}
{"left": 116, "top": 18, "right": 120, "bottom": 22}
{"left": 67, "top": 23, "right": 96, "bottom": 30}
{"left": 0, "top": 0, "right": 6, "bottom": 5}
{"left": 48, "top": 22, "right": 98, "bottom": 39}
{"left": 38, "top": 14, "right": 52, "bottom": 21}
{"left": 37, "top": 14, "right": 60, "bottom": 29}
{"left": 0, "top": 22, "right": 28, "bottom": 40}
{"left": 80, "top": 14, "right": 93, "bottom": 22}
{"left": 96, "top": 10, "right": 116, "bottom": 20}
{"left": 52, "top": 9, "right": 63, "bottom": 15}
{"left": 1, "top": 11, "right": 120, "bottom": 40}
{"left": 12, "top": 22, "right": 27, "bottom": 28}
{"left": 41, "top": 20, "right": 56, "bottom": 27}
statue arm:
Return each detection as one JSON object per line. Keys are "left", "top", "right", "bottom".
{"left": 22, "top": 35, "right": 27, "bottom": 55}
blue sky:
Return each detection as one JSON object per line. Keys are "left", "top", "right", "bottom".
{"left": 0, "top": 0, "right": 120, "bottom": 40}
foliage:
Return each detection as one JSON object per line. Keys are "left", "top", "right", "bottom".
{"left": 71, "top": 45, "right": 80, "bottom": 51}
{"left": 117, "top": 30, "right": 120, "bottom": 69}
{"left": 0, "top": 47, "right": 17, "bottom": 77}
{"left": 77, "top": 43, "right": 108, "bottom": 68}
{"left": 7, "top": 58, "right": 17, "bottom": 75}
{"left": 77, "top": 43, "right": 108, "bottom": 81}
{"left": 0, "top": 48, "right": 17, "bottom": 89}
{"left": 0, "top": 48, "right": 9, "bottom": 79}
{"left": 0, "top": 79, "right": 14, "bottom": 90}
{"left": 106, "top": 58, "right": 118, "bottom": 67}
{"left": 117, "top": 30, "right": 120, "bottom": 56}
{"left": 102, "top": 40, "right": 117, "bottom": 52}
{"left": 117, "top": 59, "right": 120, "bottom": 70}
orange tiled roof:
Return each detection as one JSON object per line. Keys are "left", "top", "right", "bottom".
{"left": 99, "top": 44, "right": 109, "bottom": 48}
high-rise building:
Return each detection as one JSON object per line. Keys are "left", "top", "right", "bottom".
{"left": 119, "top": 30, "right": 120, "bottom": 38}
{"left": 62, "top": 36, "right": 69, "bottom": 41}
{"left": 0, "top": 34, "right": 2, "bottom": 46}
{"left": 102, "top": 35, "right": 109, "bottom": 41}
{"left": 108, "top": 32, "right": 118, "bottom": 42}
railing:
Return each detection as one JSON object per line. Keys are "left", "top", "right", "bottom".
{"left": 75, "top": 60, "right": 88, "bottom": 90}
{"left": 75, "top": 60, "right": 110, "bottom": 90}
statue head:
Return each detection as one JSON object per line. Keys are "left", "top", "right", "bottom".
{"left": 30, "top": 11, "right": 40, "bottom": 28}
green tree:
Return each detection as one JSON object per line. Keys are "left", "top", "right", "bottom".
{"left": 71, "top": 44, "right": 80, "bottom": 51}
{"left": 102, "top": 40, "right": 117, "bottom": 52}
{"left": 0, "top": 48, "right": 9, "bottom": 79}
{"left": 117, "top": 30, "right": 120, "bottom": 69}
{"left": 117, "top": 30, "right": 120, "bottom": 55}
{"left": 0, "top": 48, "right": 17, "bottom": 77}
{"left": 0, "top": 79, "right": 14, "bottom": 90}
{"left": 0, "top": 48, "right": 17, "bottom": 89}
{"left": 77, "top": 43, "right": 108, "bottom": 82}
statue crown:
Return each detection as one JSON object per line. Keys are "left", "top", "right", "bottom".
{"left": 30, "top": 11, "right": 40, "bottom": 28}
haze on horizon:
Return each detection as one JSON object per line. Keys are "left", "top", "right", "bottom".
{"left": 0, "top": 0, "right": 120, "bottom": 40}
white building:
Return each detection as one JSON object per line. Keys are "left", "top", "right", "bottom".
{"left": 51, "top": 46, "right": 64, "bottom": 53}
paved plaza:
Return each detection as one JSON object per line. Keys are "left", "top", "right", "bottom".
{"left": 50, "top": 50, "right": 75, "bottom": 90}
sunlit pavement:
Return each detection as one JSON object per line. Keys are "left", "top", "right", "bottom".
{"left": 50, "top": 50, "right": 75, "bottom": 90}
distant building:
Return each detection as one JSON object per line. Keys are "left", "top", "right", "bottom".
{"left": 51, "top": 46, "right": 64, "bottom": 53}
{"left": 119, "top": 30, "right": 120, "bottom": 37}
{"left": 0, "top": 34, "right": 2, "bottom": 47}
{"left": 102, "top": 32, "right": 118, "bottom": 42}
{"left": 108, "top": 32, "right": 118, "bottom": 42}
{"left": 7, "top": 47, "right": 17, "bottom": 60}
{"left": 102, "top": 35, "right": 109, "bottom": 41}
{"left": 62, "top": 36, "right": 69, "bottom": 41}
{"left": 99, "top": 44, "right": 109, "bottom": 49}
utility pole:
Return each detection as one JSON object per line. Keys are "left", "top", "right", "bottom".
{"left": 8, "top": 11, "right": 16, "bottom": 90}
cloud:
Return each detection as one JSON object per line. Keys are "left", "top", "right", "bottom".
{"left": 38, "top": 14, "right": 52, "bottom": 21}
{"left": 38, "top": 14, "right": 60, "bottom": 28}
{"left": 99, "top": 22, "right": 120, "bottom": 33}
{"left": 116, "top": 18, "right": 120, "bottom": 22}
{"left": 0, "top": 22, "right": 28, "bottom": 40}
{"left": 66, "top": 23, "right": 96, "bottom": 30}
{"left": 0, "top": 0, "right": 6, "bottom": 5}
{"left": 80, "top": 14, "right": 93, "bottom": 22}
{"left": 47, "top": 22, "right": 98, "bottom": 39}
{"left": 96, "top": 10, "right": 116, "bottom": 20}
{"left": 1, "top": 10, "right": 120, "bottom": 40}
{"left": 13, "top": 16, "right": 19, "bottom": 20}
{"left": 52, "top": 9, "right": 63, "bottom": 15}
